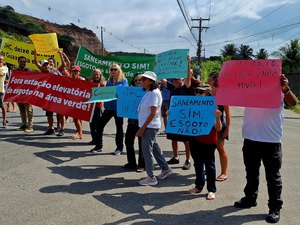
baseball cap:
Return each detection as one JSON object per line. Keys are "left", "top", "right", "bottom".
{"left": 194, "top": 84, "right": 212, "bottom": 95}
{"left": 41, "top": 60, "right": 49, "bottom": 66}
{"left": 72, "top": 65, "right": 81, "bottom": 71}
{"left": 140, "top": 71, "right": 157, "bottom": 81}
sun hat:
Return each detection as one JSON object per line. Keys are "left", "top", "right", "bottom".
{"left": 72, "top": 65, "right": 81, "bottom": 71}
{"left": 41, "top": 60, "right": 49, "bottom": 66}
{"left": 140, "top": 71, "right": 157, "bottom": 81}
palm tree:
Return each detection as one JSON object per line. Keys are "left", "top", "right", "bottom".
{"left": 272, "top": 39, "right": 300, "bottom": 73}
{"left": 221, "top": 43, "right": 238, "bottom": 59}
{"left": 237, "top": 44, "right": 253, "bottom": 59}
{"left": 255, "top": 48, "right": 269, "bottom": 59}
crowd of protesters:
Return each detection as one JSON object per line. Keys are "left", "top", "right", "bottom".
{"left": 0, "top": 48, "right": 298, "bottom": 224}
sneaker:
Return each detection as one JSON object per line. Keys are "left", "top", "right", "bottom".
{"left": 138, "top": 176, "right": 158, "bottom": 186}
{"left": 87, "top": 140, "right": 95, "bottom": 145}
{"left": 188, "top": 187, "right": 202, "bottom": 194}
{"left": 44, "top": 128, "right": 55, "bottom": 135}
{"left": 136, "top": 167, "right": 145, "bottom": 173}
{"left": 56, "top": 129, "right": 64, "bottom": 136}
{"left": 159, "top": 130, "right": 166, "bottom": 135}
{"left": 167, "top": 157, "right": 180, "bottom": 164}
{"left": 182, "top": 160, "right": 191, "bottom": 170}
{"left": 157, "top": 169, "right": 173, "bottom": 180}
{"left": 206, "top": 192, "right": 216, "bottom": 200}
{"left": 122, "top": 163, "right": 137, "bottom": 170}
{"left": 266, "top": 210, "right": 280, "bottom": 223}
{"left": 24, "top": 127, "right": 34, "bottom": 133}
{"left": 112, "top": 149, "right": 123, "bottom": 156}
{"left": 234, "top": 197, "right": 257, "bottom": 208}
{"left": 17, "top": 125, "right": 28, "bottom": 131}
{"left": 90, "top": 147, "right": 102, "bottom": 153}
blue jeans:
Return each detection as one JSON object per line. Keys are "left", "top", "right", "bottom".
{"left": 141, "top": 128, "right": 169, "bottom": 178}
{"left": 125, "top": 123, "right": 145, "bottom": 168}
{"left": 242, "top": 139, "right": 283, "bottom": 211}
{"left": 94, "top": 110, "right": 124, "bottom": 150}
{"left": 189, "top": 138, "right": 217, "bottom": 192}
{"left": 89, "top": 107, "right": 103, "bottom": 143}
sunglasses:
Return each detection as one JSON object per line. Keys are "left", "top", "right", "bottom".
{"left": 110, "top": 68, "right": 118, "bottom": 72}
{"left": 134, "top": 79, "right": 142, "bottom": 82}
{"left": 194, "top": 90, "right": 205, "bottom": 95}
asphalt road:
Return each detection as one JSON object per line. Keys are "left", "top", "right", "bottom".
{"left": 0, "top": 106, "right": 299, "bottom": 225}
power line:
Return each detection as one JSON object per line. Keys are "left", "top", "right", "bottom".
{"left": 177, "top": 0, "right": 197, "bottom": 41}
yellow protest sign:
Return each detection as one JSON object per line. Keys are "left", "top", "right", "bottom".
{"left": 29, "top": 33, "right": 59, "bottom": 54}
{"left": 0, "top": 37, "right": 62, "bottom": 70}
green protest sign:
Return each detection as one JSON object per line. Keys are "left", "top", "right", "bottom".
{"left": 87, "top": 86, "right": 117, "bottom": 103}
{"left": 75, "top": 45, "right": 155, "bottom": 83}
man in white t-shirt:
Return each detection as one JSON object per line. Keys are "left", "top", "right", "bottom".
{"left": 234, "top": 74, "right": 298, "bottom": 223}
{"left": 0, "top": 55, "right": 9, "bottom": 128}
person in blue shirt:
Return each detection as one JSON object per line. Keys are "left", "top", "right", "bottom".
{"left": 91, "top": 64, "right": 128, "bottom": 155}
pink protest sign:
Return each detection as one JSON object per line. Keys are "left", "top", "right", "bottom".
{"left": 215, "top": 59, "right": 282, "bottom": 108}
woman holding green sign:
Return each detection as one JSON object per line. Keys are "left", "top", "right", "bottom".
{"left": 91, "top": 64, "right": 128, "bottom": 155}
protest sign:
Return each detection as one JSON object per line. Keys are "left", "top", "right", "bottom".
{"left": 75, "top": 45, "right": 155, "bottom": 82}
{"left": 166, "top": 96, "right": 217, "bottom": 136}
{"left": 154, "top": 49, "right": 189, "bottom": 80}
{"left": 87, "top": 86, "right": 117, "bottom": 103}
{"left": 0, "top": 37, "right": 61, "bottom": 70}
{"left": 4, "top": 70, "right": 97, "bottom": 121}
{"left": 29, "top": 33, "right": 59, "bottom": 54}
{"left": 116, "top": 86, "right": 146, "bottom": 119}
{"left": 215, "top": 59, "right": 282, "bottom": 108}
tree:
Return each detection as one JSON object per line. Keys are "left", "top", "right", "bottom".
{"left": 237, "top": 44, "right": 253, "bottom": 59}
{"left": 221, "top": 43, "right": 238, "bottom": 59}
{"left": 272, "top": 39, "right": 300, "bottom": 73}
{"left": 255, "top": 48, "right": 269, "bottom": 59}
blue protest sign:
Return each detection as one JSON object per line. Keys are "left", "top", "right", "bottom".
{"left": 116, "top": 86, "right": 146, "bottom": 119}
{"left": 86, "top": 86, "right": 117, "bottom": 103}
{"left": 154, "top": 49, "right": 189, "bottom": 80}
{"left": 166, "top": 96, "right": 217, "bottom": 136}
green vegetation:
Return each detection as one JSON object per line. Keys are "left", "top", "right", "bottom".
{"left": 0, "top": 5, "right": 46, "bottom": 36}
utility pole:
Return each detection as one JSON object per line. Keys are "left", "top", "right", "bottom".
{"left": 101, "top": 26, "right": 104, "bottom": 56}
{"left": 191, "top": 18, "right": 209, "bottom": 80}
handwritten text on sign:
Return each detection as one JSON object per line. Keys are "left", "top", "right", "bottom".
{"left": 117, "top": 86, "right": 146, "bottom": 119}
{"left": 166, "top": 96, "right": 217, "bottom": 136}
{"left": 215, "top": 59, "right": 282, "bottom": 108}
{"left": 87, "top": 86, "right": 117, "bottom": 103}
{"left": 154, "top": 49, "right": 189, "bottom": 80}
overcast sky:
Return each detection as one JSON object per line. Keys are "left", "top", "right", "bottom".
{"left": 2, "top": 0, "right": 300, "bottom": 57}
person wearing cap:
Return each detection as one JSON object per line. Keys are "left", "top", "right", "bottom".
{"left": 136, "top": 71, "right": 172, "bottom": 186}
{"left": 70, "top": 65, "right": 85, "bottom": 139}
{"left": 160, "top": 56, "right": 193, "bottom": 170}
{"left": 188, "top": 84, "right": 222, "bottom": 200}
{"left": 33, "top": 50, "right": 63, "bottom": 135}
{"left": 208, "top": 72, "right": 231, "bottom": 182}
{"left": 91, "top": 64, "right": 128, "bottom": 155}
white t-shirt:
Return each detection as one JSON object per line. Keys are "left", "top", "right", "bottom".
{"left": 0, "top": 65, "right": 9, "bottom": 93}
{"left": 138, "top": 88, "right": 162, "bottom": 129}
{"left": 242, "top": 98, "right": 284, "bottom": 143}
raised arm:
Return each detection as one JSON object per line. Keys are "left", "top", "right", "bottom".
{"left": 33, "top": 50, "right": 43, "bottom": 71}
{"left": 281, "top": 74, "right": 298, "bottom": 106}
{"left": 185, "top": 55, "right": 192, "bottom": 88}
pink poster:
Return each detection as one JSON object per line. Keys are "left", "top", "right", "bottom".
{"left": 215, "top": 59, "right": 282, "bottom": 108}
